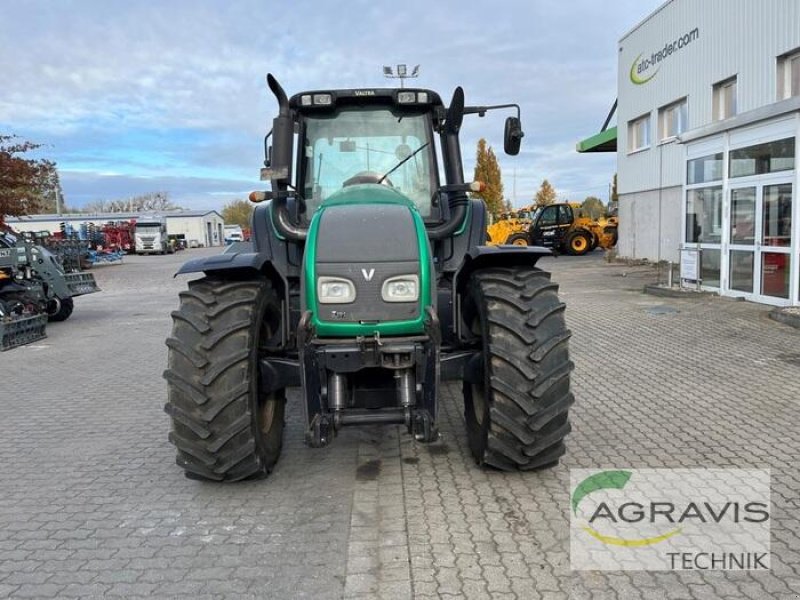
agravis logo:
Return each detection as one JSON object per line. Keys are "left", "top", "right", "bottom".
{"left": 572, "top": 470, "right": 682, "bottom": 547}
{"left": 570, "top": 469, "right": 771, "bottom": 571}
{"left": 630, "top": 27, "right": 700, "bottom": 85}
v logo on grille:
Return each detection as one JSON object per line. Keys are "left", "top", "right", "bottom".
{"left": 361, "top": 268, "right": 375, "bottom": 281}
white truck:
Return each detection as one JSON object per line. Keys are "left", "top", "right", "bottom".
{"left": 224, "top": 225, "right": 244, "bottom": 244}
{"left": 134, "top": 218, "right": 172, "bottom": 255}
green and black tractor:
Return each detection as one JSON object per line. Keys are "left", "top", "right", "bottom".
{"left": 164, "top": 75, "right": 573, "bottom": 481}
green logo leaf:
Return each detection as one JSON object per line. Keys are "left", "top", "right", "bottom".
{"left": 572, "top": 470, "right": 682, "bottom": 547}
{"left": 572, "top": 470, "right": 631, "bottom": 515}
{"left": 630, "top": 54, "right": 660, "bottom": 85}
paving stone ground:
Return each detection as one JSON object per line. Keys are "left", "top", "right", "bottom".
{"left": 1, "top": 248, "right": 798, "bottom": 599}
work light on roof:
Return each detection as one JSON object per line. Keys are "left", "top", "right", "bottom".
{"left": 382, "top": 63, "right": 420, "bottom": 89}
{"left": 300, "top": 93, "right": 332, "bottom": 107}
{"left": 397, "top": 91, "right": 416, "bottom": 104}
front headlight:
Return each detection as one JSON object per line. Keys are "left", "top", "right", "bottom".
{"left": 318, "top": 277, "right": 356, "bottom": 304}
{"left": 381, "top": 275, "right": 419, "bottom": 303}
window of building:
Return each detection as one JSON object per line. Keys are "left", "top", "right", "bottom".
{"left": 628, "top": 113, "right": 651, "bottom": 152}
{"left": 685, "top": 187, "right": 723, "bottom": 244}
{"left": 777, "top": 49, "right": 800, "bottom": 100}
{"left": 659, "top": 98, "right": 688, "bottom": 140}
{"left": 687, "top": 153, "right": 723, "bottom": 184}
{"left": 729, "top": 137, "right": 795, "bottom": 178}
{"left": 713, "top": 77, "right": 737, "bottom": 121}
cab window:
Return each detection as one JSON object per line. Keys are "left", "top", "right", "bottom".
{"left": 539, "top": 206, "right": 559, "bottom": 227}
{"left": 300, "top": 107, "right": 437, "bottom": 218}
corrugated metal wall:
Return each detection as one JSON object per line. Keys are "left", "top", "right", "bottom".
{"left": 617, "top": 0, "right": 800, "bottom": 194}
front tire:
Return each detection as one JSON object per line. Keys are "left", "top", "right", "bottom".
{"left": 463, "top": 268, "right": 574, "bottom": 470}
{"left": 566, "top": 231, "right": 591, "bottom": 256}
{"left": 47, "top": 296, "right": 74, "bottom": 322}
{"left": 163, "top": 277, "right": 286, "bottom": 481}
{"left": 505, "top": 233, "right": 529, "bottom": 246}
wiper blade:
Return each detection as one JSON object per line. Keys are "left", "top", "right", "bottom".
{"left": 378, "top": 142, "right": 430, "bottom": 184}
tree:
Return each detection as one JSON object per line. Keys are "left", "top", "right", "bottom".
{"left": 472, "top": 138, "right": 504, "bottom": 220}
{"left": 533, "top": 179, "right": 557, "bottom": 208}
{"left": 0, "top": 135, "right": 58, "bottom": 225}
{"left": 581, "top": 196, "right": 606, "bottom": 220}
{"left": 611, "top": 173, "right": 618, "bottom": 202}
{"left": 32, "top": 169, "right": 73, "bottom": 214}
{"left": 221, "top": 199, "right": 254, "bottom": 228}
{"left": 83, "top": 192, "right": 182, "bottom": 213}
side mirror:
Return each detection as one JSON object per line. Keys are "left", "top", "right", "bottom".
{"left": 504, "top": 116, "right": 524, "bottom": 155}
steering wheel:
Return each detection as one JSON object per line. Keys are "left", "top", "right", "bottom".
{"left": 342, "top": 171, "right": 394, "bottom": 188}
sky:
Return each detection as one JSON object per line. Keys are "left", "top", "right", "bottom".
{"left": 1, "top": 0, "right": 664, "bottom": 212}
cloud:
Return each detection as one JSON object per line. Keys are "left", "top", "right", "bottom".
{"left": 1, "top": 0, "right": 663, "bottom": 209}
{"left": 60, "top": 171, "right": 255, "bottom": 211}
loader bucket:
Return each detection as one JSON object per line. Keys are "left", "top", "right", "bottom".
{"left": 0, "top": 314, "right": 47, "bottom": 351}
{"left": 65, "top": 272, "right": 101, "bottom": 297}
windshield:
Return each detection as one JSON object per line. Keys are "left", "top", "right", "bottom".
{"left": 137, "top": 224, "right": 163, "bottom": 231}
{"left": 300, "top": 107, "right": 436, "bottom": 217}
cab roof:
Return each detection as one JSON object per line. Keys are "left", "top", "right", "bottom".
{"left": 288, "top": 88, "right": 444, "bottom": 112}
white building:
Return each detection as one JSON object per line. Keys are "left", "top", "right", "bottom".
{"left": 579, "top": 0, "right": 800, "bottom": 305}
{"left": 7, "top": 210, "right": 226, "bottom": 248}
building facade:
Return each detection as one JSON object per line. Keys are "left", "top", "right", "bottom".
{"left": 604, "top": 0, "right": 800, "bottom": 305}
{"left": 7, "top": 210, "right": 226, "bottom": 248}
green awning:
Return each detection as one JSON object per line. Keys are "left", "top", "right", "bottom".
{"left": 576, "top": 126, "right": 617, "bottom": 153}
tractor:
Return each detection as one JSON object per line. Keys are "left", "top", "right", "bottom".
{"left": 164, "top": 75, "right": 574, "bottom": 481}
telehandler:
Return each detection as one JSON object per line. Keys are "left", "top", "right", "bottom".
{"left": 488, "top": 202, "right": 618, "bottom": 255}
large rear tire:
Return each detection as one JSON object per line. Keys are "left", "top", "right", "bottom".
{"left": 463, "top": 268, "right": 574, "bottom": 470}
{"left": 163, "top": 277, "right": 285, "bottom": 481}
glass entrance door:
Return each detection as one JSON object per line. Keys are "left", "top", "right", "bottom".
{"left": 759, "top": 183, "right": 792, "bottom": 301}
{"left": 727, "top": 182, "right": 793, "bottom": 303}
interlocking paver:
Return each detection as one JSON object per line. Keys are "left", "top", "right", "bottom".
{"left": 1, "top": 250, "right": 798, "bottom": 599}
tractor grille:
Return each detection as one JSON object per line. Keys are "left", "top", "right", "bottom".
{"left": 316, "top": 261, "right": 420, "bottom": 323}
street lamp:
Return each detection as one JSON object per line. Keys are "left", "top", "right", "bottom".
{"left": 383, "top": 64, "right": 420, "bottom": 88}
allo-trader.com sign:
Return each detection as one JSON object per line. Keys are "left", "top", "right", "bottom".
{"left": 630, "top": 27, "right": 700, "bottom": 85}
{"left": 570, "top": 469, "right": 770, "bottom": 570}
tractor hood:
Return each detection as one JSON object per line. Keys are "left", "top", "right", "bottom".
{"left": 304, "top": 184, "right": 432, "bottom": 337}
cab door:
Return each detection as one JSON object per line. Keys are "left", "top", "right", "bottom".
{"left": 529, "top": 205, "right": 574, "bottom": 249}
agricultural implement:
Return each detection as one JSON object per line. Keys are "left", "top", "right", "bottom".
{"left": 0, "top": 231, "right": 100, "bottom": 323}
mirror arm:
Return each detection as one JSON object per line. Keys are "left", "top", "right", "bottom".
{"left": 463, "top": 103, "right": 521, "bottom": 119}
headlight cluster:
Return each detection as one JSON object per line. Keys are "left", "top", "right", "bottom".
{"left": 317, "top": 274, "right": 419, "bottom": 304}
{"left": 381, "top": 275, "right": 419, "bottom": 303}
{"left": 318, "top": 277, "right": 356, "bottom": 304}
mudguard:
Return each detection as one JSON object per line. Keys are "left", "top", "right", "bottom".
{"left": 453, "top": 245, "right": 553, "bottom": 292}
{"left": 175, "top": 250, "right": 272, "bottom": 277}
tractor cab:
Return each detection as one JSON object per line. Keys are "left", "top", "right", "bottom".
{"left": 290, "top": 89, "right": 443, "bottom": 221}
{"left": 256, "top": 76, "right": 524, "bottom": 243}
